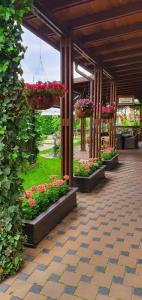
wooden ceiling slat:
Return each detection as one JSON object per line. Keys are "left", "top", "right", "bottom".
{"left": 103, "top": 49, "right": 142, "bottom": 63}
{"left": 80, "top": 22, "right": 142, "bottom": 44}
{"left": 66, "top": 1, "right": 142, "bottom": 30}
{"left": 115, "top": 64, "right": 142, "bottom": 73}
{"left": 110, "top": 56, "right": 142, "bottom": 68}
{"left": 89, "top": 38, "right": 142, "bottom": 56}
{"left": 47, "top": 0, "right": 95, "bottom": 11}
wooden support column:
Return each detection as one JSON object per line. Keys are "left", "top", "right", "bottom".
{"left": 92, "top": 68, "right": 103, "bottom": 159}
{"left": 81, "top": 118, "right": 86, "bottom": 151}
{"left": 140, "top": 104, "right": 142, "bottom": 140}
{"left": 89, "top": 80, "right": 93, "bottom": 158}
{"left": 109, "top": 81, "right": 117, "bottom": 148}
{"left": 60, "top": 37, "right": 73, "bottom": 186}
{"left": 109, "top": 82, "right": 113, "bottom": 147}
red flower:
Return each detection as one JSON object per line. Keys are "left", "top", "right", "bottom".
{"left": 28, "top": 198, "right": 36, "bottom": 207}
{"left": 24, "top": 191, "right": 33, "bottom": 198}
{"left": 63, "top": 175, "right": 69, "bottom": 181}
{"left": 46, "top": 183, "right": 53, "bottom": 188}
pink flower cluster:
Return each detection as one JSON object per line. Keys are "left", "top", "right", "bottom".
{"left": 74, "top": 98, "right": 94, "bottom": 111}
{"left": 101, "top": 147, "right": 114, "bottom": 154}
{"left": 102, "top": 105, "right": 116, "bottom": 113}
{"left": 19, "top": 174, "right": 70, "bottom": 208}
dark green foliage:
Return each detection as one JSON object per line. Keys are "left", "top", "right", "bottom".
{"left": 0, "top": 0, "right": 32, "bottom": 281}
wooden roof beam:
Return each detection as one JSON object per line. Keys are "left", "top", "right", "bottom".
{"left": 47, "top": 0, "right": 95, "bottom": 11}
{"left": 103, "top": 49, "right": 142, "bottom": 63}
{"left": 90, "top": 39, "right": 142, "bottom": 56}
{"left": 118, "top": 70, "right": 142, "bottom": 77}
{"left": 110, "top": 56, "right": 142, "bottom": 68}
{"left": 67, "top": 1, "right": 142, "bottom": 30}
{"left": 80, "top": 23, "right": 142, "bottom": 44}
{"left": 115, "top": 64, "right": 142, "bottom": 73}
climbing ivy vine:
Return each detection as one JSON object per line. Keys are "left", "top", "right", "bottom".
{"left": 0, "top": 0, "right": 32, "bottom": 281}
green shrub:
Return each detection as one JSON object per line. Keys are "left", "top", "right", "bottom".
{"left": 0, "top": 0, "right": 31, "bottom": 281}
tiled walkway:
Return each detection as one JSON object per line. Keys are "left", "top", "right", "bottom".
{"left": 1, "top": 149, "right": 142, "bottom": 300}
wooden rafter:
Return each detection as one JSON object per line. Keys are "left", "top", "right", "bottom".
{"left": 66, "top": 1, "right": 142, "bottom": 30}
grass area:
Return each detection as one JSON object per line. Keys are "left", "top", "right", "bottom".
{"left": 39, "top": 148, "right": 54, "bottom": 155}
{"left": 20, "top": 156, "right": 61, "bottom": 191}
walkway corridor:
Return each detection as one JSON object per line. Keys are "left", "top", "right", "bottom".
{"left": 1, "top": 151, "right": 142, "bottom": 300}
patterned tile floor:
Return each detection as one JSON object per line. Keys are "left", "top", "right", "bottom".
{"left": 1, "top": 148, "right": 142, "bottom": 300}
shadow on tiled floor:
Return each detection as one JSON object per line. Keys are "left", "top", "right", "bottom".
{"left": 1, "top": 148, "right": 142, "bottom": 300}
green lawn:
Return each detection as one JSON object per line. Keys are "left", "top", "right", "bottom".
{"left": 20, "top": 156, "right": 61, "bottom": 191}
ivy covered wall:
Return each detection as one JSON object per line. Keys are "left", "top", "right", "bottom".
{"left": 0, "top": 0, "right": 31, "bottom": 281}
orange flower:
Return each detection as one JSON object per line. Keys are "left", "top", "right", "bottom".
{"left": 46, "top": 183, "right": 53, "bottom": 188}
{"left": 24, "top": 191, "right": 33, "bottom": 198}
{"left": 63, "top": 175, "right": 69, "bottom": 181}
{"left": 50, "top": 175, "right": 57, "bottom": 180}
{"left": 53, "top": 180, "right": 64, "bottom": 186}
{"left": 28, "top": 198, "right": 36, "bottom": 207}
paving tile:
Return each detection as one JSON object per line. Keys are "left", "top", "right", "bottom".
{"left": 6, "top": 280, "right": 32, "bottom": 298}
{"left": 49, "top": 273, "right": 60, "bottom": 282}
{"left": 30, "top": 283, "right": 42, "bottom": 294}
{"left": 0, "top": 284, "right": 10, "bottom": 292}
{"left": 60, "top": 271, "right": 81, "bottom": 286}
{"left": 17, "top": 273, "right": 29, "bottom": 281}
{"left": 24, "top": 293, "right": 47, "bottom": 300}
{"left": 98, "top": 287, "right": 110, "bottom": 295}
{"left": 36, "top": 264, "right": 47, "bottom": 271}
{"left": 10, "top": 297, "right": 22, "bottom": 300}
{"left": 64, "top": 285, "right": 76, "bottom": 295}
{"left": 61, "top": 294, "right": 81, "bottom": 300}
{"left": 75, "top": 282, "right": 98, "bottom": 300}
{"left": 41, "top": 281, "right": 64, "bottom": 298}
{"left": 110, "top": 283, "right": 132, "bottom": 300}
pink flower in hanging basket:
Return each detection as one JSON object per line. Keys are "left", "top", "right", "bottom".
{"left": 74, "top": 98, "right": 94, "bottom": 111}
{"left": 102, "top": 105, "right": 116, "bottom": 113}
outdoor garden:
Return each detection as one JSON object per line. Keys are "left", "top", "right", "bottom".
{"left": 0, "top": 0, "right": 119, "bottom": 283}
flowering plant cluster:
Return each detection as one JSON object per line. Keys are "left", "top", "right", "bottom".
{"left": 101, "top": 147, "right": 117, "bottom": 160}
{"left": 74, "top": 98, "right": 94, "bottom": 112}
{"left": 25, "top": 81, "right": 66, "bottom": 99}
{"left": 18, "top": 175, "right": 69, "bottom": 220}
{"left": 74, "top": 159, "right": 102, "bottom": 177}
{"left": 102, "top": 105, "right": 116, "bottom": 114}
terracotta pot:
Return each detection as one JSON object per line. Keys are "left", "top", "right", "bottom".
{"left": 75, "top": 108, "right": 93, "bottom": 119}
{"left": 102, "top": 112, "right": 114, "bottom": 119}
{"left": 27, "top": 95, "right": 56, "bottom": 110}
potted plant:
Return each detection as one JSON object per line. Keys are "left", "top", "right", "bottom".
{"left": 102, "top": 105, "right": 116, "bottom": 119}
{"left": 24, "top": 81, "right": 66, "bottom": 110}
{"left": 73, "top": 158, "right": 105, "bottom": 192}
{"left": 74, "top": 98, "right": 94, "bottom": 119}
{"left": 101, "top": 147, "right": 119, "bottom": 170}
{"left": 18, "top": 175, "right": 77, "bottom": 247}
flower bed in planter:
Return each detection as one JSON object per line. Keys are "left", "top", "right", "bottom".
{"left": 73, "top": 159, "right": 106, "bottom": 192}
{"left": 101, "top": 147, "right": 119, "bottom": 170}
{"left": 19, "top": 176, "right": 77, "bottom": 247}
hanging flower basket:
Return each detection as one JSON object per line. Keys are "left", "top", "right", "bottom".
{"left": 102, "top": 105, "right": 116, "bottom": 119}
{"left": 24, "top": 81, "right": 66, "bottom": 110}
{"left": 74, "top": 98, "right": 94, "bottom": 119}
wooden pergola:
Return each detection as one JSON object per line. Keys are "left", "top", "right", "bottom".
{"left": 23, "top": 0, "right": 142, "bottom": 185}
